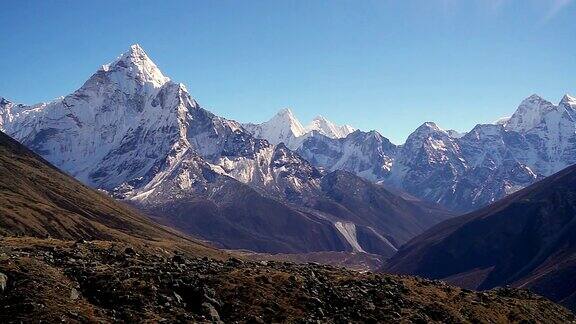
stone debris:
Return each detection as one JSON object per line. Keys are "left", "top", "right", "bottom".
{"left": 0, "top": 241, "right": 573, "bottom": 323}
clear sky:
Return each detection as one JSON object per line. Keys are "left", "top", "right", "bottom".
{"left": 1, "top": 0, "right": 574, "bottom": 143}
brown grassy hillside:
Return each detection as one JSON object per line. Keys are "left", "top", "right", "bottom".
{"left": 0, "top": 131, "right": 221, "bottom": 257}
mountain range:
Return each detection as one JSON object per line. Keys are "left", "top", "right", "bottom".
{"left": 0, "top": 45, "right": 451, "bottom": 256}
{"left": 249, "top": 93, "right": 576, "bottom": 212}
{"left": 1, "top": 44, "right": 575, "bottom": 254}
{"left": 243, "top": 108, "right": 355, "bottom": 149}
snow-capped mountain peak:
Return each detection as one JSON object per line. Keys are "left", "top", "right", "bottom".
{"left": 305, "top": 115, "right": 355, "bottom": 139}
{"left": 560, "top": 93, "right": 576, "bottom": 110}
{"left": 101, "top": 44, "right": 170, "bottom": 89}
{"left": 242, "top": 108, "right": 308, "bottom": 148}
{"left": 273, "top": 108, "right": 307, "bottom": 137}
{"left": 413, "top": 121, "right": 443, "bottom": 134}
{"left": 244, "top": 109, "right": 356, "bottom": 150}
{"left": 0, "top": 45, "right": 190, "bottom": 189}
{"left": 504, "top": 94, "right": 556, "bottom": 132}
{"left": 401, "top": 122, "right": 456, "bottom": 155}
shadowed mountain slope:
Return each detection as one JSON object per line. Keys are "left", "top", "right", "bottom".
{"left": 385, "top": 164, "right": 576, "bottom": 311}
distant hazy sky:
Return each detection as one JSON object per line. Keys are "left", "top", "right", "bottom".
{"left": 1, "top": 0, "right": 574, "bottom": 143}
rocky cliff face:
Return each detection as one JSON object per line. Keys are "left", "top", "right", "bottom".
{"left": 298, "top": 130, "right": 397, "bottom": 182}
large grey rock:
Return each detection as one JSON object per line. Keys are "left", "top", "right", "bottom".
{"left": 0, "top": 272, "right": 7, "bottom": 293}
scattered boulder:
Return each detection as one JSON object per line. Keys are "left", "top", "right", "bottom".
{"left": 173, "top": 292, "right": 183, "bottom": 304}
{"left": 0, "top": 240, "right": 573, "bottom": 323}
{"left": 124, "top": 247, "right": 136, "bottom": 256}
{"left": 70, "top": 288, "right": 80, "bottom": 300}
{"left": 202, "top": 302, "right": 222, "bottom": 323}
{"left": 171, "top": 254, "right": 185, "bottom": 264}
{"left": 0, "top": 272, "right": 7, "bottom": 293}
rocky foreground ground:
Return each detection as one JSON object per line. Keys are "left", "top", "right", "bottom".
{"left": 0, "top": 237, "right": 574, "bottom": 323}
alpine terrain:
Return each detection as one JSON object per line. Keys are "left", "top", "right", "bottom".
{"left": 0, "top": 45, "right": 452, "bottom": 257}
{"left": 3, "top": 128, "right": 572, "bottom": 322}
{"left": 254, "top": 94, "right": 576, "bottom": 212}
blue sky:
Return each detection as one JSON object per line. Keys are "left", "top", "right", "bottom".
{"left": 1, "top": 0, "right": 574, "bottom": 143}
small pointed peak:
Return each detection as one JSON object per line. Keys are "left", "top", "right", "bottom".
{"left": 469, "top": 123, "right": 502, "bottom": 135}
{"left": 518, "top": 94, "right": 555, "bottom": 108}
{"left": 560, "top": 93, "right": 576, "bottom": 105}
{"left": 526, "top": 93, "right": 544, "bottom": 101}
{"left": 265, "top": 108, "right": 306, "bottom": 138}
{"left": 307, "top": 115, "right": 331, "bottom": 129}
{"left": 366, "top": 130, "right": 384, "bottom": 139}
{"left": 418, "top": 121, "right": 440, "bottom": 130}
{"left": 560, "top": 94, "right": 576, "bottom": 114}
{"left": 405, "top": 122, "right": 447, "bottom": 148}
{"left": 514, "top": 94, "right": 554, "bottom": 113}
{"left": 305, "top": 115, "right": 355, "bottom": 139}
{"left": 506, "top": 94, "right": 556, "bottom": 132}
{"left": 128, "top": 43, "right": 145, "bottom": 55}
{"left": 275, "top": 108, "right": 296, "bottom": 118}
{"left": 116, "top": 44, "right": 154, "bottom": 67}
{"left": 517, "top": 94, "right": 554, "bottom": 109}
{"left": 411, "top": 122, "right": 446, "bottom": 137}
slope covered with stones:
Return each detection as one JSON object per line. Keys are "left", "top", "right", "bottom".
{"left": 0, "top": 238, "right": 573, "bottom": 323}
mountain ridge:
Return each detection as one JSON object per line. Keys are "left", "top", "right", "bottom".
{"left": 243, "top": 108, "right": 356, "bottom": 150}
{"left": 295, "top": 93, "right": 576, "bottom": 211}
{"left": 3, "top": 45, "right": 573, "bottom": 213}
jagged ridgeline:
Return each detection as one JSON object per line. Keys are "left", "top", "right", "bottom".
{"left": 248, "top": 95, "right": 576, "bottom": 212}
